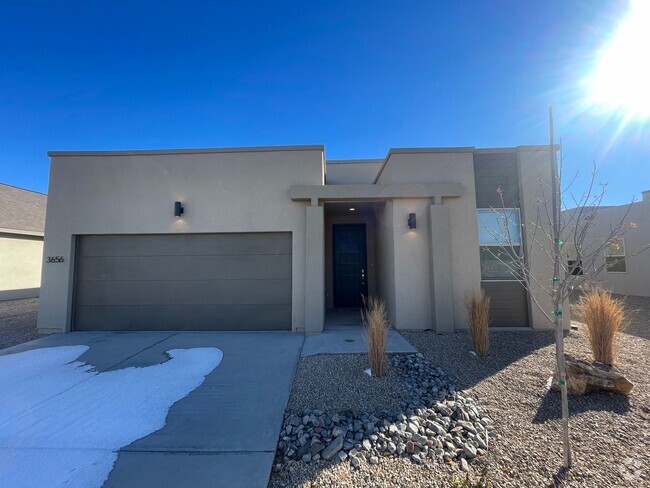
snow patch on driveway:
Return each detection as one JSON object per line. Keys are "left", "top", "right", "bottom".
{"left": 0, "top": 345, "right": 223, "bottom": 488}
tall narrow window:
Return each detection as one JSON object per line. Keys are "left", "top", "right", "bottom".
{"left": 605, "top": 238, "right": 626, "bottom": 273}
{"left": 477, "top": 209, "right": 522, "bottom": 280}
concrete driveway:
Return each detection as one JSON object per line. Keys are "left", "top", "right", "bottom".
{"left": 0, "top": 330, "right": 304, "bottom": 488}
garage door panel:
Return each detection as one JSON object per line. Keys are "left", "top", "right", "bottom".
{"left": 76, "top": 254, "right": 292, "bottom": 281}
{"left": 79, "top": 233, "right": 292, "bottom": 257}
{"left": 74, "top": 304, "right": 292, "bottom": 331}
{"left": 73, "top": 233, "right": 292, "bottom": 331}
{"left": 75, "top": 279, "right": 292, "bottom": 306}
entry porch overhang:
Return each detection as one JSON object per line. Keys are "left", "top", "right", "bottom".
{"left": 290, "top": 183, "right": 463, "bottom": 204}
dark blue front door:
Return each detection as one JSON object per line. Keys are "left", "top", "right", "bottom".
{"left": 333, "top": 224, "right": 368, "bottom": 307}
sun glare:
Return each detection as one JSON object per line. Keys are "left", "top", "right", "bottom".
{"left": 585, "top": 0, "right": 650, "bottom": 118}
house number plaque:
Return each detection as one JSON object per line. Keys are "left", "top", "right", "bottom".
{"left": 46, "top": 256, "right": 65, "bottom": 263}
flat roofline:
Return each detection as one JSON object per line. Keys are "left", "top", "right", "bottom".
{"left": 47, "top": 144, "right": 325, "bottom": 157}
{"left": 326, "top": 159, "right": 384, "bottom": 165}
{"left": 373, "top": 144, "right": 561, "bottom": 183}
{"left": 475, "top": 145, "right": 560, "bottom": 154}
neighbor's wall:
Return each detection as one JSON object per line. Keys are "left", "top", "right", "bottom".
{"left": 38, "top": 148, "right": 324, "bottom": 333}
{"left": 376, "top": 151, "right": 481, "bottom": 330}
{"left": 0, "top": 233, "right": 43, "bottom": 300}
{"left": 577, "top": 199, "right": 650, "bottom": 297}
{"left": 325, "top": 160, "right": 383, "bottom": 185}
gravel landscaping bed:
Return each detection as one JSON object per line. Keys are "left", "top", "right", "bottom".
{"left": 271, "top": 353, "right": 493, "bottom": 487}
{"left": 287, "top": 354, "right": 409, "bottom": 414}
{"left": 270, "top": 294, "right": 648, "bottom": 487}
{"left": 0, "top": 298, "right": 42, "bottom": 350}
{"left": 401, "top": 296, "right": 649, "bottom": 487}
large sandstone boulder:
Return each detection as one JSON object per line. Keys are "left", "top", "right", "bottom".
{"left": 552, "top": 354, "right": 633, "bottom": 395}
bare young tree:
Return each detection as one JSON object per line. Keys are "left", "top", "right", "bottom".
{"left": 481, "top": 108, "right": 648, "bottom": 469}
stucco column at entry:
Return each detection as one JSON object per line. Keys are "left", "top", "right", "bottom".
{"left": 304, "top": 204, "right": 325, "bottom": 334}
{"left": 429, "top": 204, "right": 454, "bottom": 332}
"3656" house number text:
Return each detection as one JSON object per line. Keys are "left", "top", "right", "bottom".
{"left": 46, "top": 256, "right": 65, "bottom": 263}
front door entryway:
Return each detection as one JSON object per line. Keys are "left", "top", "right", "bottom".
{"left": 333, "top": 224, "right": 368, "bottom": 307}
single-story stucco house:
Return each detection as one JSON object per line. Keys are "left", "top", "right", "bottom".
{"left": 37, "top": 144, "right": 563, "bottom": 334}
{"left": 564, "top": 190, "right": 650, "bottom": 298}
{"left": 0, "top": 183, "right": 47, "bottom": 301}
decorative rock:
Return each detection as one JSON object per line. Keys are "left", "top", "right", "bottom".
{"left": 289, "top": 416, "right": 301, "bottom": 427}
{"left": 463, "top": 443, "right": 477, "bottom": 459}
{"left": 274, "top": 353, "right": 491, "bottom": 468}
{"left": 406, "top": 441, "right": 415, "bottom": 454}
{"left": 456, "top": 421, "right": 476, "bottom": 434}
{"left": 310, "top": 441, "right": 325, "bottom": 455}
{"left": 460, "top": 458, "right": 469, "bottom": 472}
{"left": 321, "top": 436, "right": 344, "bottom": 460}
{"left": 552, "top": 354, "right": 633, "bottom": 395}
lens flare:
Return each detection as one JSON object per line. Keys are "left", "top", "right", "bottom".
{"left": 585, "top": 0, "right": 650, "bottom": 118}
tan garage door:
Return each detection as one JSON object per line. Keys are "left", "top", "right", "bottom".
{"left": 73, "top": 233, "right": 292, "bottom": 331}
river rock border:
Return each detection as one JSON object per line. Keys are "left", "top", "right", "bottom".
{"left": 274, "top": 353, "right": 494, "bottom": 470}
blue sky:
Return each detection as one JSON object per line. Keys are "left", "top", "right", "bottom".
{"left": 1, "top": 1, "right": 647, "bottom": 205}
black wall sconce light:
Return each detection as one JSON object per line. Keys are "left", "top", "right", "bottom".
{"left": 174, "top": 201, "right": 184, "bottom": 217}
{"left": 408, "top": 212, "right": 416, "bottom": 229}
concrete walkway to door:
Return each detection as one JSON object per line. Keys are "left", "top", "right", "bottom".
{"left": 0, "top": 330, "right": 304, "bottom": 488}
{"left": 302, "top": 308, "right": 416, "bottom": 357}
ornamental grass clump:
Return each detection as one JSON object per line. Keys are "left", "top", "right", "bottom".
{"left": 576, "top": 288, "right": 626, "bottom": 366}
{"left": 465, "top": 289, "right": 490, "bottom": 357}
{"left": 362, "top": 296, "right": 390, "bottom": 377}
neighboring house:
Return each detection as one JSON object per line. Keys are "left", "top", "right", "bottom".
{"left": 37, "top": 145, "right": 562, "bottom": 334}
{"left": 0, "top": 183, "right": 47, "bottom": 301}
{"left": 564, "top": 191, "right": 650, "bottom": 297}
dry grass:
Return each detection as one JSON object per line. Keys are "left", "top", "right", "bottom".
{"left": 465, "top": 289, "right": 490, "bottom": 357}
{"left": 575, "top": 288, "right": 626, "bottom": 366}
{"left": 362, "top": 296, "right": 390, "bottom": 377}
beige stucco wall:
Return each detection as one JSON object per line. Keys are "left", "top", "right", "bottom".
{"left": 391, "top": 198, "right": 433, "bottom": 329}
{"left": 570, "top": 199, "right": 650, "bottom": 297}
{"left": 518, "top": 148, "right": 570, "bottom": 329}
{"left": 375, "top": 151, "right": 481, "bottom": 331}
{"left": 326, "top": 160, "right": 383, "bottom": 185}
{"left": 376, "top": 200, "right": 396, "bottom": 325}
{"left": 38, "top": 148, "right": 324, "bottom": 333}
{"left": 0, "top": 234, "right": 43, "bottom": 300}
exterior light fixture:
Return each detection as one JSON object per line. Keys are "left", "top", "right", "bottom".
{"left": 349, "top": 207, "right": 356, "bottom": 211}
{"left": 174, "top": 201, "right": 184, "bottom": 217}
{"left": 408, "top": 213, "right": 416, "bottom": 229}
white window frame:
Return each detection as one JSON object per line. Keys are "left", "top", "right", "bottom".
{"left": 605, "top": 237, "right": 627, "bottom": 273}
{"left": 565, "top": 242, "right": 583, "bottom": 276}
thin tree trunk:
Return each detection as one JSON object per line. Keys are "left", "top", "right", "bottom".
{"left": 549, "top": 107, "right": 572, "bottom": 468}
